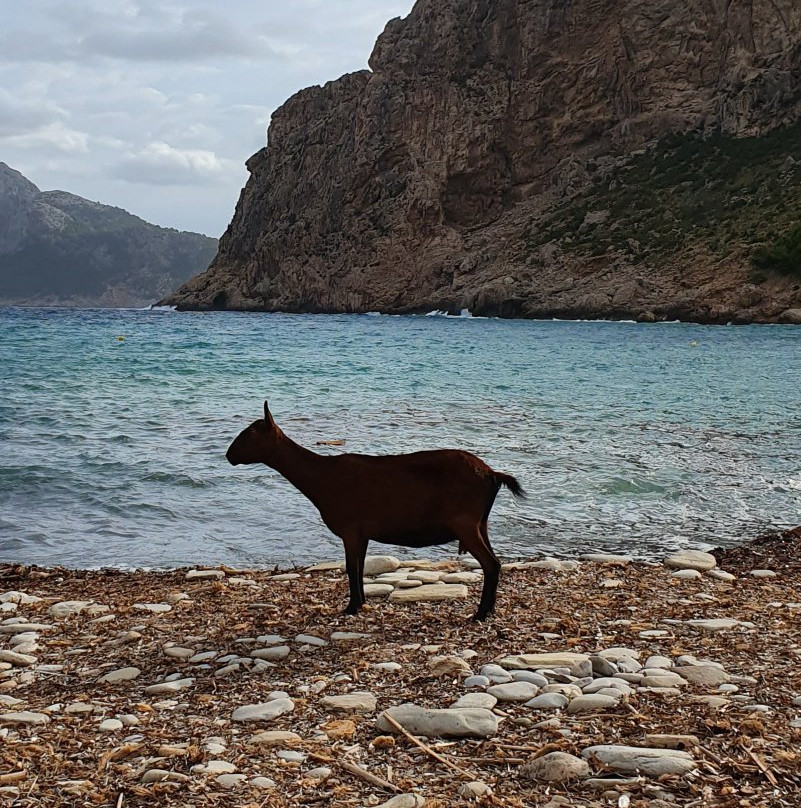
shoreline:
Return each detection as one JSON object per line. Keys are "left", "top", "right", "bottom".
{"left": 4, "top": 302, "right": 801, "bottom": 326}
{"left": 1, "top": 531, "right": 799, "bottom": 807}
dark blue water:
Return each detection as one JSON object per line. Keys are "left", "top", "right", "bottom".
{"left": 1, "top": 307, "right": 799, "bottom": 568}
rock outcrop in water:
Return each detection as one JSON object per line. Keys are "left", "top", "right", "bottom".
{"left": 164, "top": 0, "right": 801, "bottom": 323}
{"left": 0, "top": 163, "right": 217, "bottom": 308}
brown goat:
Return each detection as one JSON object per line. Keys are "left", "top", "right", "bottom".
{"left": 226, "top": 402, "right": 525, "bottom": 621}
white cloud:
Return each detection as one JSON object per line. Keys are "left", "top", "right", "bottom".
{"left": 0, "top": 89, "right": 61, "bottom": 137}
{"left": 114, "top": 141, "right": 231, "bottom": 185}
{"left": 3, "top": 122, "right": 89, "bottom": 153}
{"left": 0, "top": 0, "right": 416, "bottom": 235}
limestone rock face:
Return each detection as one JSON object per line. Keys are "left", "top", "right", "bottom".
{"left": 164, "top": 0, "right": 801, "bottom": 322}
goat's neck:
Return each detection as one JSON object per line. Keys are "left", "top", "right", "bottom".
{"left": 263, "top": 430, "right": 328, "bottom": 505}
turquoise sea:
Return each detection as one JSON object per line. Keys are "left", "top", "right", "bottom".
{"left": 1, "top": 306, "right": 799, "bottom": 569}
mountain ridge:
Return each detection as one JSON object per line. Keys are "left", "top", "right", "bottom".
{"left": 0, "top": 162, "right": 217, "bottom": 308}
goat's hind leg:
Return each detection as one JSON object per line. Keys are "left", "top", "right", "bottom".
{"left": 460, "top": 521, "right": 501, "bottom": 622}
{"left": 342, "top": 535, "right": 368, "bottom": 616}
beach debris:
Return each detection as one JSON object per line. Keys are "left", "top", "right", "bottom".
{"left": 1, "top": 532, "right": 799, "bottom": 805}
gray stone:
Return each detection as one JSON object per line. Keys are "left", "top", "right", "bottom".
{"left": 451, "top": 693, "right": 497, "bottom": 710}
{"left": 305, "top": 766, "right": 332, "bottom": 781}
{"left": 48, "top": 600, "right": 93, "bottom": 618}
{"left": 590, "top": 655, "right": 618, "bottom": 677}
{"left": 486, "top": 681, "right": 540, "bottom": 702}
{"left": 133, "top": 603, "right": 171, "bottom": 613}
{"left": 375, "top": 796, "right": 425, "bottom": 808}
{"left": 0, "top": 711, "right": 50, "bottom": 725}
{"left": 499, "top": 652, "right": 589, "bottom": 670}
{"left": 98, "top": 718, "right": 123, "bottom": 732}
{"left": 597, "top": 647, "right": 641, "bottom": 661}
{"left": 250, "top": 776, "right": 277, "bottom": 788}
{"left": 164, "top": 646, "right": 194, "bottom": 660}
{"left": 749, "top": 569, "right": 777, "bottom": 578}
{"left": 141, "top": 769, "right": 173, "bottom": 783}
{"left": 186, "top": 569, "right": 225, "bottom": 579}
{"left": 407, "top": 570, "right": 443, "bottom": 583}
{"left": 255, "top": 634, "right": 287, "bottom": 645}
{"left": 389, "top": 583, "right": 467, "bottom": 602}
{"left": 429, "top": 655, "right": 471, "bottom": 677}
{"left": 580, "top": 553, "right": 632, "bottom": 564}
{"left": 276, "top": 750, "right": 305, "bottom": 762}
{"left": 525, "top": 693, "right": 568, "bottom": 711}
{"left": 685, "top": 618, "right": 746, "bottom": 632}
{"left": 0, "top": 622, "right": 53, "bottom": 634}
{"left": 295, "top": 633, "right": 327, "bottom": 646}
{"left": 582, "top": 745, "right": 697, "bottom": 776}
{"left": 643, "top": 734, "right": 699, "bottom": 750}
{"left": 582, "top": 678, "right": 632, "bottom": 695}
{"left": 641, "top": 675, "right": 687, "bottom": 688}
{"left": 664, "top": 550, "right": 717, "bottom": 572}
{"left": 673, "top": 665, "right": 730, "bottom": 686}
{"left": 441, "top": 571, "right": 482, "bottom": 584}
{"left": 189, "top": 651, "right": 218, "bottom": 663}
{"left": 305, "top": 560, "right": 342, "bottom": 572}
{"left": 541, "top": 683, "right": 582, "bottom": 699}
{"left": 373, "top": 661, "right": 402, "bottom": 672}
{"left": 377, "top": 703, "right": 498, "bottom": 738}
{"left": 100, "top": 667, "right": 141, "bottom": 683}
{"left": 144, "top": 678, "right": 195, "bottom": 694}
{"left": 707, "top": 569, "right": 736, "bottom": 582}
{"left": 251, "top": 646, "right": 290, "bottom": 661}
{"left": 363, "top": 556, "right": 401, "bottom": 576}
{"left": 511, "top": 670, "right": 549, "bottom": 686}
{"left": 364, "top": 583, "right": 395, "bottom": 598}
{"left": 644, "top": 655, "right": 672, "bottom": 669}
{"left": 232, "top": 699, "right": 295, "bottom": 722}
{"left": 216, "top": 774, "right": 246, "bottom": 787}
{"left": 521, "top": 751, "right": 590, "bottom": 781}
{"left": 249, "top": 730, "right": 303, "bottom": 746}
{"left": 567, "top": 694, "right": 620, "bottom": 714}
{"left": 528, "top": 558, "right": 580, "bottom": 572}
{"left": 320, "top": 692, "right": 376, "bottom": 713}
{"left": 672, "top": 569, "right": 702, "bottom": 579}
{"left": 458, "top": 781, "right": 493, "bottom": 798}
{"left": 0, "top": 650, "right": 37, "bottom": 667}
{"left": 463, "top": 675, "right": 490, "bottom": 688}
{"left": 330, "top": 631, "right": 371, "bottom": 641}
{"left": 479, "top": 664, "right": 512, "bottom": 683}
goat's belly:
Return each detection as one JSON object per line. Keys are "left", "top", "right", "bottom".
{"left": 372, "top": 528, "right": 456, "bottom": 548}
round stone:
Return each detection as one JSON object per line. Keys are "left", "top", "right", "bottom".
{"left": 521, "top": 751, "right": 590, "bottom": 781}
{"left": 664, "top": 550, "right": 717, "bottom": 572}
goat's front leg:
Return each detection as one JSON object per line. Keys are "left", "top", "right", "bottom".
{"left": 342, "top": 535, "right": 368, "bottom": 615}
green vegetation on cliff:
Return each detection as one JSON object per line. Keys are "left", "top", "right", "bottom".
{"left": 529, "top": 121, "right": 801, "bottom": 276}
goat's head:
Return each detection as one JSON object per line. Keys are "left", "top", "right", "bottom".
{"left": 226, "top": 401, "right": 280, "bottom": 465}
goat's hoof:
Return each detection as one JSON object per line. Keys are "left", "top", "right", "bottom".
{"left": 471, "top": 612, "right": 489, "bottom": 623}
{"left": 343, "top": 605, "right": 361, "bottom": 616}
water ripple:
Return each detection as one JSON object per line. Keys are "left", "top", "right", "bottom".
{"left": 1, "top": 306, "right": 800, "bottom": 568}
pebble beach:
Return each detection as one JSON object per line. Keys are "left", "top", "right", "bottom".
{"left": 1, "top": 529, "right": 800, "bottom": 807}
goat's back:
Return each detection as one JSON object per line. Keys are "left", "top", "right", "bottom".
{"left": 315, "top": 449, "right": 498, "bottom": 537}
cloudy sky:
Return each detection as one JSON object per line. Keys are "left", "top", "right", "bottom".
{"left": 1, "top": 0, "right": 416, "bottom": 237}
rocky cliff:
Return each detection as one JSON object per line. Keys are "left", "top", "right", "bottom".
{"left": 164, "top": 0, "right": 801, "bottom": 323}
{"left": 0, "top": 163, "right": 217, "bottom": 308}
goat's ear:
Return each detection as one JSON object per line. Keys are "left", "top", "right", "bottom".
{"left": 263, "top": 400, "right": 275, "bottom": 427}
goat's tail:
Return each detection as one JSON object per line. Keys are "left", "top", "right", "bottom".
{"left": 494, "top": 472, "right": 526, "bottom": 500}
